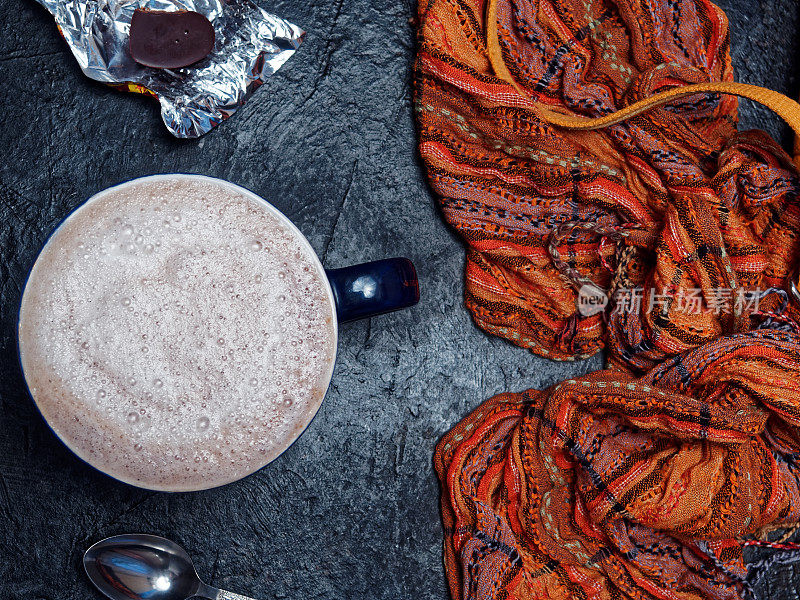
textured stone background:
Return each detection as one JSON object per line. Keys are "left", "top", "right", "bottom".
{"left": 0, "top": 1, "right": 799, "bottom": 598}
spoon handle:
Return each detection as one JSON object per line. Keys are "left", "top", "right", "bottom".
{"left": 215, "top": 589, "right": 261, "bottom": 600}
{"left": 197, "top": 582, "right": 261, "bottom": 600}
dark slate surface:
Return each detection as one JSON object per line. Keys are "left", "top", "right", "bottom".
{"left": 0, "top": 1, "right": 798, "bottom": 598}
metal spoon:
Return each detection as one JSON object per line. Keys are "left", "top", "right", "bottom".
{"left": 84, "top": 534, "right": 258, "bottom": 600}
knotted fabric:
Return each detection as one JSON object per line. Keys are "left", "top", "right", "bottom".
{"left": 414, "top": 0, "right": 800, "bottom": 598}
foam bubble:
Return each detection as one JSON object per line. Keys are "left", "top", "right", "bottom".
{"left": 18, "top": 177, "right": 336, "bottom": 492}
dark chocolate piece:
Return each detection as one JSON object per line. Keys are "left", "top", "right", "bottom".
{"left": 129, "top": 9, "right": 215, "bottom": 69}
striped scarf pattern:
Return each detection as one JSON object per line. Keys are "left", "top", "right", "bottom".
{"left": 415, "top": 0, "right": 800, "bottom": 598}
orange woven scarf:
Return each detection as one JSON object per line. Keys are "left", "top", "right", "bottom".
{"left": 414, "top": 0, "right": 800, "bottom": 598}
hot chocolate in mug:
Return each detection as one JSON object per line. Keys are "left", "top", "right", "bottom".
{"left": 17, "top": 174, "right": 419, "bottom": 492}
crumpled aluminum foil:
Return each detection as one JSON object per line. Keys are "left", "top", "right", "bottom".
{"left": 35, "top": 0, "right": 304, "bottom": 137}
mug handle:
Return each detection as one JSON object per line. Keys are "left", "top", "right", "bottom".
{"left": 325, "top": 258, "right": 419, "bottom": 323}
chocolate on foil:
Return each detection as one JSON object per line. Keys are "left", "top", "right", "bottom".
{"left": 129, "top": 9, "right": 215, "bottom": 69}
{"left": 35, "top": 0, "right": 305, "bottom": 138}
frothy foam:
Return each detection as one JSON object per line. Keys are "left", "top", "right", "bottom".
{"left": 18, "top": 177, "right": 337, "bottom": 491}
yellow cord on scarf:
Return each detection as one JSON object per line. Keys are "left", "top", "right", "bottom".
{"left": 486, "top": 0, "right": 800, "bottom": 166}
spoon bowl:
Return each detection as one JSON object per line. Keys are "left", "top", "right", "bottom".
{"left": 84, "top": 534, "right": 257, "bottom": 600}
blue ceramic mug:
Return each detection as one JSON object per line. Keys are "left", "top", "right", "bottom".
{"left": 17, "top": 174, "right": 419, "bottom": 491}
